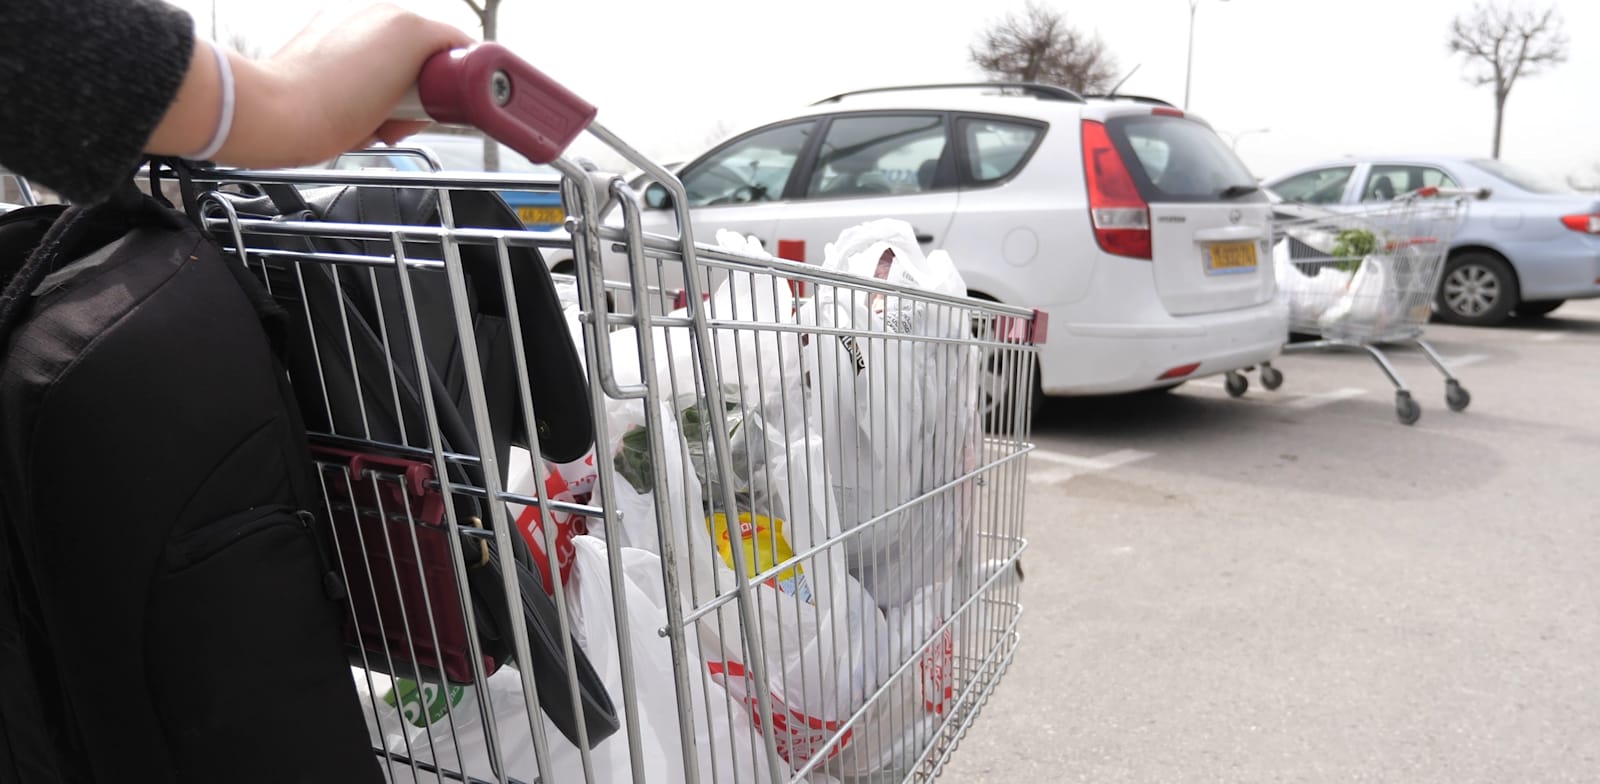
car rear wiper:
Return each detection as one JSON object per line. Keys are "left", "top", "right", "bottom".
{"left": 1219, "top": 183, "right": 1260, "bottom": 198}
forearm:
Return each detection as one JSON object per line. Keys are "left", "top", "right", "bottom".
{"left": 146, "top": 5, "right": 473, "bottom": 170}
{"left": 0, "top": 0, "right": 194, "bottom": 203}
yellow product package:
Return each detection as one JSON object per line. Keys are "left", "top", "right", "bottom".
{"left": 706, "top": 512, "right": 815, "bottom": 604}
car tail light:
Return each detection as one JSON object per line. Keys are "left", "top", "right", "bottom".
{"left": 1560, "top": 214, "right": 1600, "bottom": 234}
{"left": 1152, "top": 107, "right": 1184, "bottom": 118}
{"left": 1081, "top": 120, "right": 1152, "bottom": 260}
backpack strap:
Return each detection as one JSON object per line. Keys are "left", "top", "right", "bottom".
{"left": 0, "top": 182, "right": 181, "bottom": 347}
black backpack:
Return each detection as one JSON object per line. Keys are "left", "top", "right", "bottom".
{"left": 0, "top": 186, "right": 381, "bottom": 782}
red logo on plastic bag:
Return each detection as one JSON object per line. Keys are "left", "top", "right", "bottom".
{"left": 706, "top": 660, "right": 853, "bottom": 766}
{"left": 920, "top": 623, "right": 954, "bottom": 715}
{"left": 514, "top": 454, "right": 595, "bottom": 594}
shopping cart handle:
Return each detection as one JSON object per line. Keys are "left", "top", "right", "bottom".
{"left": 415, "top": 42, "right": 598, "bottom": 164}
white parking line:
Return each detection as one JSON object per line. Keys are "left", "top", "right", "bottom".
{"left": 1445, "top": 353, "right": 1490, "bottom": 368}
{"left": 1285, "top": 387, "right": 1367, "bottom": 410}
{"left": 1028, "top": 448, "right": 1153, "bottom": 484}
{"left": 1534, "top": 332, "right": 1567, "bottom": 343}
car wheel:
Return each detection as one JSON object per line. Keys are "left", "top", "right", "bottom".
{"left": 1435, "top": 252, "right": 1518, "bottom": 326}
{"left": 1514, "top": 299, "right": 1565, "bottom": 318}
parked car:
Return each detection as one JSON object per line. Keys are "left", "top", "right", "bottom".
{"left": 613, "top": 83, "right": 1287, "bottom": 401}
{"left": 332, "top": 132, "right": 567, "bottom": 229}
{"left": 330, "top": 131, "right": 587, "bottom": 273}
{"left": 1264, "top": 155, "right": 1600, "bottom": 325}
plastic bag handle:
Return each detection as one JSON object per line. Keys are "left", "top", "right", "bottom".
{"left": 406, "top": 43, "right": 598, "bottom": 164}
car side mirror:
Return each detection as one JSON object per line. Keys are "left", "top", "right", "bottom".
{"left": 644, "top": 183, "right": 673, "bottom": 210}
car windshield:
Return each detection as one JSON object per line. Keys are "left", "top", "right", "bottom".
{"left": 334, "top": 135, "right": 558, "bottom": 177}
{"left": 1466, "top": 158, "right": 1571, "bottom": 194}
{"left": 1109, "top": 116, "right": 1259, "bottom": 202}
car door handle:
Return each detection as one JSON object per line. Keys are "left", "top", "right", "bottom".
{"left": 914, "top": 232, "right": 935, "bottom": 244}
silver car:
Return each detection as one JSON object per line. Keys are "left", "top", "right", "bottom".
{"left": 1264, "top": 155, "right": 1600, "bottom": 325}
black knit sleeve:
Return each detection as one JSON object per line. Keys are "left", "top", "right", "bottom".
{"left": 0, "top": 0, "right": 196, "bottom": 203}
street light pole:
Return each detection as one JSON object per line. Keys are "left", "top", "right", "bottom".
{"left": 1183, "top": 0, "right": 1228, "bottom": 111}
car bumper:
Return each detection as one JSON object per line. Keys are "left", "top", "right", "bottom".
{"left": 1039, "top": 299, "right": 1289, "bottom": 396}
{"left": 1512, "top": 236, "right": 1600, "bottom": 301}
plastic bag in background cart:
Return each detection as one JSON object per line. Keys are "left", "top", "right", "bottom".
{"left": 592, "top": 265, "right": 903, "bottom": 776}
{"left": 1272, "top": 239, "right": 1352, "bottom": 327}
{"left": 794, "top": 219, "right": 986, "bottom": 777}
{"left": 352, "top": 535, "right": 775, "bottom": 784}
{"left": 1318, "top": 254, "right": 1405, "bottom": 336}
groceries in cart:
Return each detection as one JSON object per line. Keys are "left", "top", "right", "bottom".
{"left": 0, "top": 43, "right": 1039, "bottom": 783}
{"left": 1273, "top": 224, "right": 1412, "bottom": 335}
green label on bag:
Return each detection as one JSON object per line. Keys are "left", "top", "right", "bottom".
{"left": 383, "top": 678, "right": 467, "bottom": 729}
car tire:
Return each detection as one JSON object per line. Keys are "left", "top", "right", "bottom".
{"left": 1514, "top": 299, "right": 1565, "bottom": 318}
{"left": 1435, "top": 252, "right": 1518, "bottom": 326}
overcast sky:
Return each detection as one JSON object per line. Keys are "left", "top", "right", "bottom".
{"left": 179, "top": 0, "right": 1599, "bottom": 186}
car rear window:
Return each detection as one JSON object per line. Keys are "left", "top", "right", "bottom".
{"left": 960, "top": 118, "right": 1043, "bottom": 184}
{"left": 1106, "top": 115, "right": 1260, "bottom": 202}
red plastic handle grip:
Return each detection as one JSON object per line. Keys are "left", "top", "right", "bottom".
{"left": 417, "top": 43, "right": 597, "bottom": 164}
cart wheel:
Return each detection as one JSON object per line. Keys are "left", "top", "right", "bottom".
{"left": 1395, "top": 391, "right": 1421, "bottom": 426}
{"left": 1260, "top": 365, "right": 1284, "bottom": 391}
{"left": 1225, "top": 372, "right": 1248, "bottom": 398}
{"left": 1445, "top": 380, "right": 1471, "bottom": 412}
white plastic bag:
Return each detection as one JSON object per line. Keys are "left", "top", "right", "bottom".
{"left": 592, "top": 259, "right": 908, "bottom": 775}
{"left": 352, "top": 535, "right": 779, "bottom": 784}
{"left": 784, "top": 219, "right": 983, "bottom": 777}
{"left": 1318, "top": 254, "right": 1397, "bottom": 334}
{"left": 799, "top": 219, "right": 980, "bottom": 610}
{"left": 1273, "top": 238, "right": 1352, "bottom": 328}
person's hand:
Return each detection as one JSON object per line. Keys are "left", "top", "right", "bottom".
{"left": 147, "top": 3, "right": 475, "bottom": 166}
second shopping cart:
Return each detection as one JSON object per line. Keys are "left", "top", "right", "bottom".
{"left": 1270, "top": 188, "right": 1474, "bottom": 424}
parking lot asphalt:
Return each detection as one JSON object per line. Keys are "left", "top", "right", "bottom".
{"left": 944, "top": 300, "right": 1600, "bottom": 783}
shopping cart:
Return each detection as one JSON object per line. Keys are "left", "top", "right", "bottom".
{"left": 1269, "top": 189, "right": 1474, "bottom": 425}
{"left": 180, "top": 44, "right": 1043, "bottom": 783}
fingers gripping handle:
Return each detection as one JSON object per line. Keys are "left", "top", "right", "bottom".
{"left": 410, "top": 43, "right": 598, "bottom": 164}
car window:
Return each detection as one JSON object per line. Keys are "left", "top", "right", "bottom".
{"left": 1360, "top": 165, "right": 1458, "bottom": 202}
{"left": 960, "top": 118, "right": 1041, "bottom": 184}
{"left": 805, "top": 115, "right": 947, "bottom": 199}
{"left": 1269, "top": 166, "right": 1355, "bottom": 205}
{"left": 332, "top": 151, "right": 435, "bottom": 172}
{"left": 1107, "top": 116, "right": 1258, "bottom": 202}
{"left": 330, "top": 135, "right": 559, "bottom": 176}
{"left": 1467, "top": 158, "right": 1573, "bottom": 194}
{"left": 680, "top": 121, "right": 816, "bottom": 207}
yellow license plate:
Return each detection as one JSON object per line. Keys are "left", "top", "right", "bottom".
{"left": 517, "top": 206, "right": 566, "bottom": 228}
{"left": 1206, "top": 241, "right": 1258, "bottom": 274}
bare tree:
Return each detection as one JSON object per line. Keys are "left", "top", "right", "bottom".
{"left": 969, "top": 1, "right": 1119, "bottom": 94}
{"left": 1447, "top": 2, "right": 1568, "bottom": 159}
{"left": 460, "top": 0, "right": 505, "bottom": 171}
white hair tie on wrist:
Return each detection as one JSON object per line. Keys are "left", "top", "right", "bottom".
{"left": 187, "top": 42, "right": 236, "bottom": 161}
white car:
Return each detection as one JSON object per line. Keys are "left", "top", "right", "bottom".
{"left": 613, "top": 83, "right": 1287, "bottom": 399}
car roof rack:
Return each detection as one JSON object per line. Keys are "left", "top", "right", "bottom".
{"left": 811, "top": 82, "right": 1086, "bottom": 105}
{"left": 1082, "top": 93, "right": 1177, "bottom": 108}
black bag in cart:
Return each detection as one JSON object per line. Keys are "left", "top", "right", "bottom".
{"left": 217, "top": 181, "right": 618, "bottom": 750}
{"left": 0, "top": 184, "right": 381, "bottom": 782}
